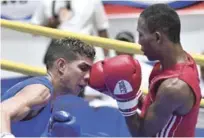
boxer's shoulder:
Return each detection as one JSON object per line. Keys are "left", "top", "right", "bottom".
{"left": 20, "top": 84, "right": 51, "bottom": 101}
{"left": 7, "top": 76, "right": 52, "bottom": 91}
{"left": 156, "top": 78, "right": 194, "bottom": 110}
{"left": 158, "top": 78, "right": 192, "bottom": 97}
{"left": 24, "top": 76, "right": 53, "bottom": 89}
{"left": 2, "top": 76, "right": 52, "bottom": 102}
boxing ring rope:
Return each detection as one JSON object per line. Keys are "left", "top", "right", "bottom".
{"left": 1, "top": 59, "right": 204, "bottom": 107}
{"left": 0, "top": 19, "right": 142, "bottom": 55}
{"left": 1, "top": 19, "right": 204, "bottom": 66}
{"left": 0, "top": 19, "right": 204, "bottom": 107}
{"left": 1, "top": 59, "right": 46, "bottom": 76}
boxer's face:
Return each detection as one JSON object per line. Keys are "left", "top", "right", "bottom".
{"left": 137, "top": 17, "right": 162, "bottom": 61}
{"left": 59, "top": 55, "right": 93, "bottom": 95}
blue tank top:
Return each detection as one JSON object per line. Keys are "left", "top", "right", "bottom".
{"left": 1, "top": 76, "right": 54, "bottom": 137}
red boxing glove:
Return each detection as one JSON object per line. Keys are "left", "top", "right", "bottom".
{"left": 89, "top": 55, "right": 142, "bottom": 116}
{"left": 88, "top": 61, "right": 111, "bottom": 96}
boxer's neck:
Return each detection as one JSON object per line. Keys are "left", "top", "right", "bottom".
{"left": 47, "top": 71, "right": 64, "bottom": 100}
{"left": 160, "top": 43, "right": 187, "bottom": 70}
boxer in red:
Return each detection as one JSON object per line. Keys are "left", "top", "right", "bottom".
{"left": 89, "top": 3, "right": 201, "bottom": 137}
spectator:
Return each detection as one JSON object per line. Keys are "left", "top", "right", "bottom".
{"left": 31, "top": 0, "right": 110, "bottom": 58}
{"left": 115, "top": 31, "right": 135, "bottom": 57}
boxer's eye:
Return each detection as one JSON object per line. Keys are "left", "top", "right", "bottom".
{"left": 78, "top": 64, "right": 90, "bottom": 72}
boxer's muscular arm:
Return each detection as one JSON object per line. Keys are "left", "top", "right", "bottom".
{"left": 0, "top": 108, "right": 11, "bottom": 133}
{"left": 126, "top": 78, "right": 194, "bottom": 136}
{"left": 138, "top": 94, "right": 146, "bottom": 109}
{"left": 0, "top": 84, "right": 51, "bottom": 122}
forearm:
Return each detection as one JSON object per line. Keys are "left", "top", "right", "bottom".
{"left": 138, "top": 94, "right": 146, "bottom": 109}
{"left": 0, "top": 108, "right": 17, "bottom": 138}
{"left": 125, "top": 113, "right": 145, "bottom": 137}
{"left": 0, "top": 109, "right": 12, "bottom": 133}
{"left": 126, "top": 103, "right": 171, "bottom": 137}
{"left": 124, "top": 94, "right": 146, "bottom": 136}
{"left": 1, "top": 99, "right": 30, "bottom": 122}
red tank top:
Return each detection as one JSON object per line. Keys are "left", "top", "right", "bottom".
{"left": 141, "top": 53, "right": 201, "bottom": 137}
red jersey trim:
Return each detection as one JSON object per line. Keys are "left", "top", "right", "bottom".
{"left": 155, "top": 115, "right": 183, "bottom": 137}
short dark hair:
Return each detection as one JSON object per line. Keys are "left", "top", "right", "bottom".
{"left": 140, "top": 4, "right": 181, "bottom": 43}
{"left": 115, "top": 31, "right": 135, "bottom": 43}
{"left": 44, "top": 38, "right": 96, "bottom": 69}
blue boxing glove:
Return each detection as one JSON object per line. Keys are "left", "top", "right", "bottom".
{"left": 47, "top": 111, "right": 81, "bottom": 137}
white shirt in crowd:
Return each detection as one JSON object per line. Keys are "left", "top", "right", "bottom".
{"left": 31, "top": 0, "right": 109, "bottom": 35}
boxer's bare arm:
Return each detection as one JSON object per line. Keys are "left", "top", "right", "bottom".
{"left": 138, "top": 94, "right": 146, "bottom": 109}
{"left": 125, "top": 78, "right": 194, "bottom": 136}
{"left": 0, "top": 108, "right": 11, "bottom": 133}
{"left": 0, "top": 84, "right": 51, "bottom": 122}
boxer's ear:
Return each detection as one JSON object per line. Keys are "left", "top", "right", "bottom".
{"left": 155, "top": 31, "right": 161, "bottom": 44}
{"left": 56, "top": 58, "right": 67, "bottom": 75}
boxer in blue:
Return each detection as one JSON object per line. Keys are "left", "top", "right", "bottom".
{"left": 0, "top": 38, "right": 95, "bottom": 137}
